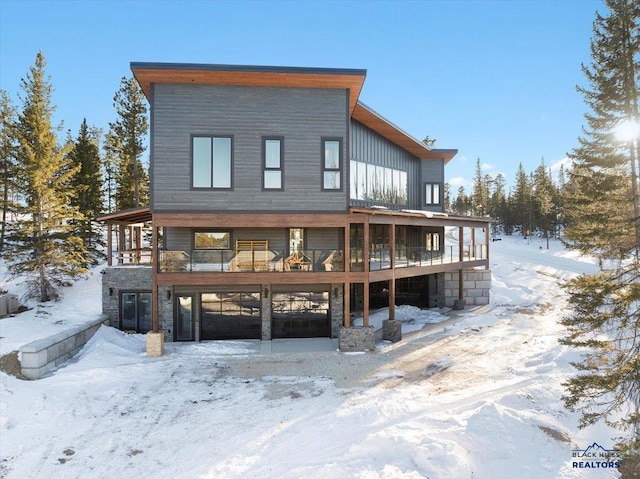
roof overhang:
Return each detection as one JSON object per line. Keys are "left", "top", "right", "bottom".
{"left": 96, "top": 206, "right": 152, "bottom": 224}
{"left": 131, "top": 62, "right": 367, "bottom": 115}
{"left": 352, "top": 102, "right": 457, "bottom": 163}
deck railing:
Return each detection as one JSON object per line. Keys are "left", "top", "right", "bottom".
{"left": 368, "top": 244, "right": 487, "bottom": 271}
{"left": 158, "top": 248, "right": 344, "bottom": 273}
{"left": 118, "top": 244, "right": 487, "bottom": 272}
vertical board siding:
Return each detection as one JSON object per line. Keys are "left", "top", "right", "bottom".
{"left": 153, "top": 84, "right": 348, "bottom": 212}
{"left": 420, "top": 159, "right": 445, "bottom": 213}
{"left": 349, "top": 120, "right": 426, "bottom": 209}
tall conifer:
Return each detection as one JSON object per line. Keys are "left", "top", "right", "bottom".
{"left": 68, "top": 119, "right": 105, "bottom": 266}
{"left": 5, "top": 52, "right": 87, "bottom": 301}
{"left": 109, "top": 77, "right": 148, "bottom": 210}
{"left": 560, "top": 0, "right": 640, "bottom": 459}
{"left": 0, "top": 90, "right": 18, "bottom": 252}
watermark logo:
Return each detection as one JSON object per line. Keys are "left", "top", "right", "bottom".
{"left": 572, "top": 442, "right": 621, "bottom": 469}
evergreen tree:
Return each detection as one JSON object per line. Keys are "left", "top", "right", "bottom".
{"left": 0, "top": 90, "right": 18, "bottom": 252}
{"left": 109, "top": 76, "right": 149, "bottom": 210}
{"left": 471, "top": 158, "right": 489, "bottom": 216}
{"left": 68, "top": 119, "right": 105, "bottom": 266}
{"left": 511, "top": 163, "right": 533, "bottom": 235}
{"left": 560, "top": 0, "right": 640, "bottom": 459}
{"left": 453, "top": 186, "right": 471, "bottom": 215}
{"left": 532, "top": 158, "right": 557, "bottom": 247}
{"left": 5, "top": 52, "right": 88, "bottom": 301}
{"left": 490, "top": 173, "right": 507, "bottom": 235}
{"left": 103, "top": 130, "right": 120, "bottom": 212}
{"left": 444, "top": 182, "right": 451, "bottom": 213}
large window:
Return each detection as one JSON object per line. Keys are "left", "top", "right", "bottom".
{"left": 350, "top": 160, "right": 407, "bottom": 205}
{"left": 322, "top": 138, "right": 342, "bottom": 190}
{"left": 194, "top": 231, "right": 230, "bottom": 249}
{"left": 425, "top": 183, "right": 441, "bottom": 205}
{"left": 192, "top": 136, "right": 232, "bottom": 189}
{"left": 263, "top": 137, "right": 283, "bottom": 190}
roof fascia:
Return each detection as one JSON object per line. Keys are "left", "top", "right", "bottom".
{"left": 352, "top": 102, "right": 457, "bottom": 163}
{"left": 131, "top": 62, "right": 367, "bottom": 114}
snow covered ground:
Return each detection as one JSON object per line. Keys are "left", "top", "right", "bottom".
{"left": 0, "top": 234, "right": 625, "bottom": 478}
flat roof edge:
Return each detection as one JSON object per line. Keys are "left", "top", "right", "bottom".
{"left": 130, "top": 62, "right": 367, "bottom": 77}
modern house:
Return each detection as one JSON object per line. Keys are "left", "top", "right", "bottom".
{"left": 99, "top": 62, "right": 491, "bottom": 354}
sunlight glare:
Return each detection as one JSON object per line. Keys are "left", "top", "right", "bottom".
{"left": 614, "top": 119, "right": 640, "bottom": 142}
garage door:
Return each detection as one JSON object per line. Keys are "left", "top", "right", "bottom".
{"left": 200, "top": 292, "right": 261, "bottom": 340}
{"left": 272, "top": 291, "right": 330, "bottom": 339}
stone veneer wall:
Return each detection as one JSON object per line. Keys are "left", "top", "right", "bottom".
{"left": 102, "top": 270, "right": 345, "bottom": 342}
{"left": 101, "top": 266, "right": 153, "bottom": 328}
{"left": 444, "top": 269, "right": 491, "bottom": 307}
{"left": 330, "top": 283, "right": 344, "bottom": 338}
{"left": 261, "top": 285, "right": 272, "bottom": 341}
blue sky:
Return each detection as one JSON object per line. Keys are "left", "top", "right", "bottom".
{"left": 0, "top": 0, "right": 602, "bottom": 193}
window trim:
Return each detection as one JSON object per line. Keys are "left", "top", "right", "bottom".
{"left": 425, "top": 182, "right": 441, "bottom": 205}
{"left": 321, "top": 137, "right": 343, "bottom": 191}
{"left": 262, "top": 136, "right": 284, "bottom": 191}
{"left": 190, "top": 134, "right": 234, "bottom": 190}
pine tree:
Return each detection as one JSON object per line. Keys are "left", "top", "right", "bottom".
{"left": 103, "top": 130, "right": 120, "bottom": 212}
{"left": 444, "top": 183, "right": 451, "bottom": 213}
{"left": 511, "top": 163, "right": 533, "bottom": 235}
{"left": 471, "top": 158, "right": 490, "bottom": 216}
{"left": 490, "top": 173, "right": 507, "bottom": 235}
{"left": 0, "top": 90, "right": 18, "bottom": 252}
{"left": 5, "top": 52, "right": 88, "bottom": 302}
{"left": 532, "top": 158, "right": 557, "bottom": 247}
{"left": 109, "top": 76, "right": 149, "bottom": 210}
{"left": 68, "top": 119, "right": 105, "bottom": 266}
{"left": 560, "top": 0, "right": 640, "bottom": 459}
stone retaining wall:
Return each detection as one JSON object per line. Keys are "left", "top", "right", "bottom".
{"left": 19, "top": 316, "right": 109, "bottom": 379}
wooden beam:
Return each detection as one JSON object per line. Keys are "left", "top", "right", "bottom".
{"left": 363, "top": 216, "right": 370, "bottom": 327}
{"left": 389, "top": 222, "right": 396, "bottom": 321}
{"left": 485, "top": 227, "right": 490, "bottom": 269}
{"left": 153, "top": 212, "right": 349, "bottom": 228}
{"left": 152, "top": 225, "right": 159, "bottom": 332}
{"left": 107, "top": 222, "right": 113, "bottom": 267}
{"left": 344, "top": 224, "right": 351, "bottom": 328}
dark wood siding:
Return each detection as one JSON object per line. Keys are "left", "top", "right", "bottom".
{"left": 350, "top": 120, "right": 444, "bottom": 211}
{"left": 164, "top": 227, "right": 339, "bottom": 252}
{"left": 421, "top": 158, "right": 445, "bottom": 213}
{"left": 152, "top": 84, "right": 348, "bottom": 212}
{"left": 349, "top": 119, "right": 424, "bottom": 209}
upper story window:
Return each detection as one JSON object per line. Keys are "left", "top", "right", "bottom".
{"left": 192, "top": 136, "right": 232, "bottom": 189}
{"left": 350, "top": 160, "right": 407, "bottom": 205}
{"left": 322, "top": 138, "right": 342, "bottom": 190}
{"left": 263, "top": 137, "right": 283, "bottom": 190}
{"left": 425, "top": 183, "right": 441, "bottom": 205}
